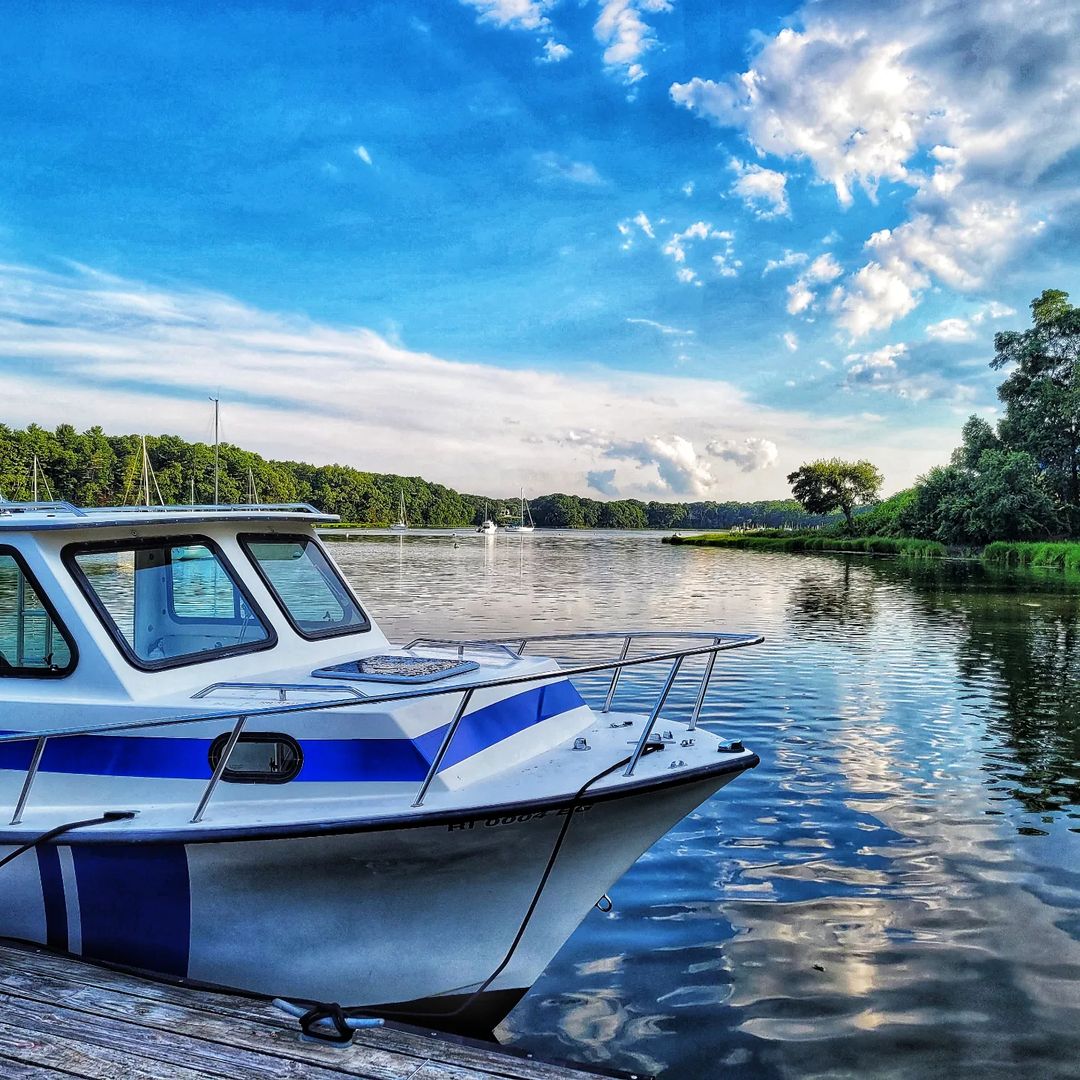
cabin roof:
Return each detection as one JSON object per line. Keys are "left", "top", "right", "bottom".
{"left": 0, "top": 501, "right": 339, "bottom": 532}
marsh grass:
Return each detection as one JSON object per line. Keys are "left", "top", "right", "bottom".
{"left": 665, "top": 532, "right": 947, "bottom": 559}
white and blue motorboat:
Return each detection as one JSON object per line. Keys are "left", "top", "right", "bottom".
{"left": 0, "top": 500, "right": 761, "bottom": 1035}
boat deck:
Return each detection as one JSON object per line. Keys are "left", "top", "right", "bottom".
{"left": 0, "top": 940, "right": 639, "bottom": 1080}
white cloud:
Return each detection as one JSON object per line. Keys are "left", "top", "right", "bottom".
{"left": 783, "top": 331, "right": 799, "bottom": 352}
{"left": 729, "top": 159, "right": 790, "bottom": 218}
{"left": 633, "top": 210, "right": 655, "bottom": 238}
{"left": 681, "top": 181, "right": 695, "bottom": 197}
{"left": 830, "top": 259, "right": 923, "bottom": 338}
{"left": 706, "top": 436, "right": 779, "bottom": 473}
{"left": 660, "top": 221, "right": 740, "bottom": 282}
{"left": 926, "top": 299, "right": 1018, "bottom": 341}
{"left": 925, "top": 317, "right": 975, "bottom": 342}
{"left": 459, "top": 0, "right": 553, "bottom": 32}
{"left": 626, "top": 317, "right": 693, "bottom": 336}
{"left": 540, "top": 39, "right": 571, "bottom": 63}
{"left": 786, "top": 252, "right": 842, "bottom": 314}
{"left": 671, "top": 1, "right": 1080, "bottom": 336}
{"left": 595, "top": 0, "right": 673, "bottom": 84}
{"left": 459, "top": 0, "right": 569, "bottom": 63}
{"left": 605, "top": 434, "right": 715, "bottom": 495}
{"left": 354, "top": 145, "right": 373, "bottom": 166}
{"left": 534, "top": 152, "right": 604, "bottom": 185}
{"left": 763, "top": 249, "right": 807, "bottom": 275}
{"left": 843, "top": 342, "right": 973, "bottom": 403}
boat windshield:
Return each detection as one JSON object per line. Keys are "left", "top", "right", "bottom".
{"left": 66, "top": 538, "right": 273, "bottom": 669}
{"left": 240, "top": 534, "right": 368, "bottom": 639}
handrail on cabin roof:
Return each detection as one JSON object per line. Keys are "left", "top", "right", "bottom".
{"left": 0, "top": 500, "right": 323, "bottom": 517}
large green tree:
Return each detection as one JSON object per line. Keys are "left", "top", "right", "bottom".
{"left": 787, "top": 458, "right": 884, "bottom": 532}
{"left": 992, "top": 289, "right": 1080, "bottom": 525}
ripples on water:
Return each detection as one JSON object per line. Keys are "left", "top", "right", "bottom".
{"left": 328, "top": 531, "right": 1080, "bottom": 1079}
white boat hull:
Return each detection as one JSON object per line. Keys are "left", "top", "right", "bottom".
{"left": 0, "top": 765, "right": 748, "bottom": 1034}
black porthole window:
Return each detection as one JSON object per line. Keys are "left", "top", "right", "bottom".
{"left": 209, "top": 732, "right": 303, "bottom": 784}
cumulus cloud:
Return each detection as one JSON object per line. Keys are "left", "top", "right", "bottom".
{"left": 926, "top": 300, "right": 1018, "bottom": 341}
{"left": 706, "top": 436, "right": 779, "bottom": 472}
{"left": 459, "top": 0, "right": 552, "bottom": 31}
{"left": 671, "top": 0, "right": 1080, "bottom": 336}
{"left": 605, "top": 434, "right": 715, "bottom": 495}
{"left": 595, "top": 0, "right": 673, "bottom": 84}
{"left": 843, "top": 342, "right": 973, "bottom": 403}
{"left": 763, "top": 249, "right": 808, "bottom": 275}
{"left": 661, "top": 222, "right": 741, "bottom": 283}
{"left": 633, "top": 210, "right": 655, "bottom": 238}
{"left": 354, "top": 145, "right": 373, "bottom": 166}
{"left": 925, "top": 317, "right": 975, "bottom": 342}
{"left": 458, "top": 1, "right": 569, "bottom": 63}
{"left": 783, "top": 331, "right": 799, "bottom": 352}
{"left": 540, "top": 38, "right": 571, "bottom": 63}
{"left": 786, "top": 252, "right": 842, "bottom": 315}
{"left": 729, "top": 159, "right": 790, "bottom": 218}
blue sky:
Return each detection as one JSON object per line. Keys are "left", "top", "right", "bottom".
{"left": 0, "top": 0, "right": 1077, "bottom": 500}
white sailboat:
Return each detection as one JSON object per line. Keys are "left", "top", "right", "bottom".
{"left": 505, "top": 489, "right": 534, "bottom": 532}
{"left": 389, "top": 489, "right": 408, "bottom": 531}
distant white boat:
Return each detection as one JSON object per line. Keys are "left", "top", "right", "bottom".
{"left": 505, "top": 489, "right": 534, "bottom": 533}
{"left": 389, "top": 489, "right": 408, "bottom": 531}
{"left": 477, "top": 502, "right": 497, "bottom": 534}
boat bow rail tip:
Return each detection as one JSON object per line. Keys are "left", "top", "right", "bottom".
{"left": 0, "top": 629, "right": 762, "bottom": 829}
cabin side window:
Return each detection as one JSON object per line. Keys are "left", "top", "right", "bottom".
{"left": 209, "top": 731, "right": 303, "bottom": 784}
{"left": 64, "top": 537, "right": 275, "bottom": 670}
{"left": 0, "top": 549, "right": 75, "bottom": 677}
{"left": 239, "top": 534, "right": 369, "bottom": 640}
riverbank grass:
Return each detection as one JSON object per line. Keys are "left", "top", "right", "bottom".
{"left": 982, "top": 541, "right": 1080, "bottom": 572}
{"left": 665, "top": 532, "right": 948, "bottom": 559}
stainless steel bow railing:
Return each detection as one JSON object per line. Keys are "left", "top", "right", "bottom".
{"left": 0, "top": 630, "right": 761, "bottom": 827}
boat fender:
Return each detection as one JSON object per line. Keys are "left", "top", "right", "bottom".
{"left": 272, "top": 998, "right": 383, "bottom": 1045}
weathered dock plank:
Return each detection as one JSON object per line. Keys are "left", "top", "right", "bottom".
{"left": 0, "top": 941, "right": 628, "bottom": 1080}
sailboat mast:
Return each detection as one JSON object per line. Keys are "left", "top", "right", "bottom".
{"left": 32, "top": 455, "right": 38, "bottom": 503}
{"left": 210, "top": 396, "right": 220, "bottom": 506}
{"left": 141, "top": 436, "right": 151, "bottom": 507}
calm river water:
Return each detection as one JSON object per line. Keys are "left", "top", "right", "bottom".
{"left": 326, "top": 530, "right": 1080, "bottom": 1080}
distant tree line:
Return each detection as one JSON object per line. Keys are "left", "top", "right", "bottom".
{"left": 788, "top": 290, "right": 1080, "bottom": 546}
{"left": 0, "top": 423, "right": 838, "bottom": 530}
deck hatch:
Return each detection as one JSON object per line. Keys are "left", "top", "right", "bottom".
{"left": 312, "top": 655, "right": 480, "bottom": 683}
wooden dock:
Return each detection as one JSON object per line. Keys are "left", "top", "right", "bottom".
{"left": 0, "top": 940, "right": 639, "bottom": 1080}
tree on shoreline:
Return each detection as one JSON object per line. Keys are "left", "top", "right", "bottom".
{"left": 992, "top": 289, "right": 1080, "bottom": 530}
{"left": 786, "top": 458, "right": 883, "bottom": 532}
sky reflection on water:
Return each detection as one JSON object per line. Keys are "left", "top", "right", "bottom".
{"left": 328, "top": 532, "right": 1080, "bottom": 1079}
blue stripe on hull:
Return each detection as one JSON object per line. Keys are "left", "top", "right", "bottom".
{"left": 72, "top": 844, "right": 191, "bottom": 977}
{"left": 35, "top": 846, "right": 67, "bottom": 951}
{"left": 0, "top": 680, "right": 586, "bottom": 783}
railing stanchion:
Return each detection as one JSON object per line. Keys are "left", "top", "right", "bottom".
{"left": 413, "top": 688, "right": 474, "bottom": 808}
{"left": 191, "top": 715, "right": 247, "bottom": 824}
{"left": 624, "top": 656, "right": 684, "bottom": 777}
{"left": 602, "top": 635, "right": 632, "bottom": 714}
{"left": 10, "top": 737, "right": 47, "bottom": 826}
{"left": 689, "top": 640, "right": 720, "bottom": 731}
